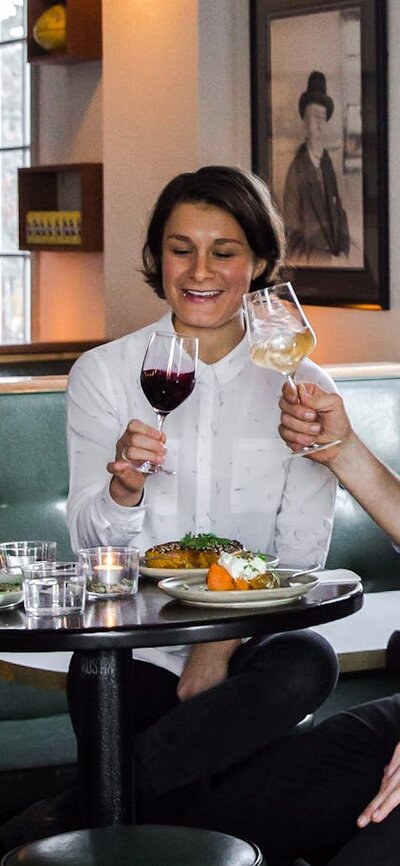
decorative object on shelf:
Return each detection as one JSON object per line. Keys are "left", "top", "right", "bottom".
{"left": 26, "top": 211, "right": 82, "bottom": 246}
{"left": 33, "top": 3, "right": 67, "bottom": 53}
{"left": 18, "top": 163, "right": 103, "bottom": 252}
{"left": 28, "top": 0, "right": 102, "bottom": 64}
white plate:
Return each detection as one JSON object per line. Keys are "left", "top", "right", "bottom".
{"left": 158, "top": 569, "right": 319, "bottom": 609}
{"left": 140, "top": 553, "right": 280, "bottom": 581}
{"left": 0, "top": 590, "right": 24, "bottom": 608}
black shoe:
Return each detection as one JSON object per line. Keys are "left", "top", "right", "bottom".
{"left": 0, "top": 787, "right": 80, "bottom": 854}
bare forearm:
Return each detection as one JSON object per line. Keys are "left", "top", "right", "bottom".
{"left": 328, "top": 433, "right": 400, "bottom": 546}
{"left": 177, "top": 639, "right": 241, "bottom": 701}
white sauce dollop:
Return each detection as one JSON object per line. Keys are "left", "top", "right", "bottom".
{"left": 218, "top": 551, "right": 267, "bottom": 582}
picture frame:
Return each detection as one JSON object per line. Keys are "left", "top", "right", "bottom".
{"left": 250, "top": 0, "right": 389, "bottom": 309}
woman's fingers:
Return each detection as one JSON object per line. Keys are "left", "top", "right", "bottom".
{"left": 115, "top": 419, "right": 167, "bottom": 466}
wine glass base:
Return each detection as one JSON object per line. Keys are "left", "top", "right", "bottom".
{"left": 285, "top": 439, "right": 342, "bottom": 460}
{"left": 136, "top": 461, "right": 176, "bottom": 476}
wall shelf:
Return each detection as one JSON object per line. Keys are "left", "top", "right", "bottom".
{"left": 28, "top": 0, "right": 102, "bottom": 64}
{"left": 18, "top": 163, "right": 103, "bottom": 252}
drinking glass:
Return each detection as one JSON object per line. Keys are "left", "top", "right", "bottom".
{"left": 0, "top": 540, "right": 57, "bottom": 575}
{"left": 242, "top": 282, "right": 341, "bottom": 456}
{"left": 133, "top": 330, "right": 198, "bottom": 475}
{"left": 22, "top": 562, "right": 86, "bottom": 616}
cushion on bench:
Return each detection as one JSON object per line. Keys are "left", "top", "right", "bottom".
{"left": 325, "top": 372, "right": 400, "bottom": 592}
{"left": 0, "top": 379, "right": 73, "bottom": 560}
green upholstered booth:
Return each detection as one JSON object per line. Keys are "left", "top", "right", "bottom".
{"left": 0, "top": 377, "right": 76, "bottom": 821}
{"left": 2, "top": 365, "right": 400, "bottom": 823}
{"left": 0, "top": 377, "right": 73, "bottom": 561}
{"left": 325, "top": 363, "right": 400, "bottom": 592}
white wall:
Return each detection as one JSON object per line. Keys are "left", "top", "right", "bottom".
{"left": 36, "top": 62, "right": 104, "bottom": 341}
{"left": 102, "top": 0, "right": 200, "bottom": 338}
{"left": 37, "top": 0, "right": 400, "bottom": 364}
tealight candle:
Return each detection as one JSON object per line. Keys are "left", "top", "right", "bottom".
{"left": 93, "top": 559, "right": 124, "bottom": 586}
{"left": 78, "top": 546, "right": 139, "bottom": 598}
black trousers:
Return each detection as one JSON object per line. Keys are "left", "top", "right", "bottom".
{"left": 133, "top": 630, "right": 338, "bottom": 805}
{"left": 179, "top": 693, "right": 400, "bottom": 866}
{"left": 68, "top": 629, "right": 337, "bottom": 814}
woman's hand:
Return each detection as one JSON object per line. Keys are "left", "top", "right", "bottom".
{"left": 278, "top": 382, "right": 351, "bottom": 462}
{"left": 358, "top": 741, "right": 400, "bottom": 827}
{"left": 177, "top": 640, "right": 241, "bottom": 702}
{"left": 107, "top": 419, "right": 166, "bottom": 506}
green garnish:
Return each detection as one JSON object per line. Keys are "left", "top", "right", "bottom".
{"left": 0, "top": 582, "right": 21, "bottom": 593}
{"left": 179, "top": 532, "right": 236, "bottom": 550}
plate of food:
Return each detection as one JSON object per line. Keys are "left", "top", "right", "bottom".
{"left": 158, "top": 552, "right": 319, "bottom": 608}
{"left": 0, "top": 572, "right": 23, "bottom": 610}
{"left": 140, "top": 533, "right": 279, "bottom": 580}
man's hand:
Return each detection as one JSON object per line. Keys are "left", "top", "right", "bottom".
{"left": 107, "top": 419, "right": 166, "bottom": 506}
{"left": 176, "top": 640, "right": 241, "bottom": 702}
{"left": 358, "top": 741, "right": 400, "bottom": 827}
{"left": 278, "top": 382, "right": 350, "bottom": 462}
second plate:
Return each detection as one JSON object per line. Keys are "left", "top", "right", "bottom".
{"left": 158, "top": 569, "right": 319, "bottom": 609}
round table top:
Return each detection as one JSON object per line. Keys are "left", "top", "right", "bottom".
{"left": 0, "top": 578, "right": 363, "bottom": 652}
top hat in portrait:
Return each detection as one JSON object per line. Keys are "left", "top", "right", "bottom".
{"left": 298, "top": 71, "right": 334, "bottom": 121}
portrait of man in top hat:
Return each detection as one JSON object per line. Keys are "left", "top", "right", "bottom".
{"left": 283, "top": 70, "right": 350, "bottom": 264}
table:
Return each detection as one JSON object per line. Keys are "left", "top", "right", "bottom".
{"left": 0, "top": 578, "right": 363, "bottom": 826}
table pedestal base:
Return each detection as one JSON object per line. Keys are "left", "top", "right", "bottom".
{"left": 68, "top": 648, "right": 134, "bottom": 826}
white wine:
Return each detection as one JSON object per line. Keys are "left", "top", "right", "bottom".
{"left": 249, "top": 326, "right": 316, "bottom": 375}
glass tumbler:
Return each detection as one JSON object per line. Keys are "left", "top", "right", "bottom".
{"left": 22, "top": 561, "right": 86, "bottom": 616}
{"left": 0, "top": 540, "right": 57, "bottom": 575}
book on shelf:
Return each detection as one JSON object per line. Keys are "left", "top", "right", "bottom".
{"left": 26, "top": 210, "right": 82, "bottom": 245}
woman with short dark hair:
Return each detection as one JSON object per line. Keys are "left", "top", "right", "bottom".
{"left": 65, "top": 164, "right": 338, "bottom": 831}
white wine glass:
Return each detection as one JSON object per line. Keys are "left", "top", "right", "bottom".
{"left": 242, "top": 282, "right": 341, "bottom": 457}
{"left": 133, "top": 330, "right": 198, "bottom": 475}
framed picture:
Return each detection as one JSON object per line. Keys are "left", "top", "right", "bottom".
{"left": 250, "top": 0, "right": 389, "bottom": 308}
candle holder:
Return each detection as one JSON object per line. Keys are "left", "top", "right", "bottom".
{"left": 78, "top": 546, "right": 140, "bottom": 598}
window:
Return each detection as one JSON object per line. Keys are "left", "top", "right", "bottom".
{"left": 0, "top": 0, "right": 30, "bottom": 344}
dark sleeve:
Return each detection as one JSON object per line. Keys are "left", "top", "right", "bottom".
{"left": 283, "top": 159, "right": 306, "bottom": 256}
{"left": 325, "top": 156, "right": 351, "bottom": 256}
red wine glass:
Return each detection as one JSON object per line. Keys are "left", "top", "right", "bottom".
{"left": 136, "top": 330, "right": 198, "bottom": 475}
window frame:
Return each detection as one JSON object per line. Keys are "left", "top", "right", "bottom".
{"left": 0, "top": 1, "right": 32, "bottom": 345}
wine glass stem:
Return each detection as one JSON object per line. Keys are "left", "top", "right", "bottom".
{"left": 156, "top": 413, "right": 168, "bottom": 434}
{"left": 286, "top": 373, "right": 297, "bottom": 394}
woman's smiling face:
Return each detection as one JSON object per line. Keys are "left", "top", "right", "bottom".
{"left": 161, "top": 202, "right": 266, "bottom": 335}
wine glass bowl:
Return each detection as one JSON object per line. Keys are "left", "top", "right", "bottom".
{"left": 243, "top": 282, "right": 317, "bottom": 385}
{"left": 243, "top": 282, "right": 341, "bottom": 457}
{"left": 136, "top": 330, "right": 198, "bottom": 475}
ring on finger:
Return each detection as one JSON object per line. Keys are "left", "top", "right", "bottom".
{"left": 121, "top": 446, "right": 130, "bottom": 462}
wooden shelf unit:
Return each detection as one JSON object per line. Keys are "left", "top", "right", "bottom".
{"left": 27, "top": 0, "right": 102, "bottom": 64}
{"left": 18, "top": 163, "right": 103, "bottom": 252}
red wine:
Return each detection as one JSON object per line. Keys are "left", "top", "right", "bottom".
{"left": 141, "top": 368, "right": 195, "bottom": 413}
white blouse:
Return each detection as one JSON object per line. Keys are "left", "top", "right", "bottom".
{"left": 67, "top": 311, "right": 338, "bottom": 674}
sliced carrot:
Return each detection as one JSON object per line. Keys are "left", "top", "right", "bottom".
{"left": 207, "top": 563, "right": 235, "bottom": 591}
{"left": 234, "top": 577, "right": 251, "bottom": 591}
